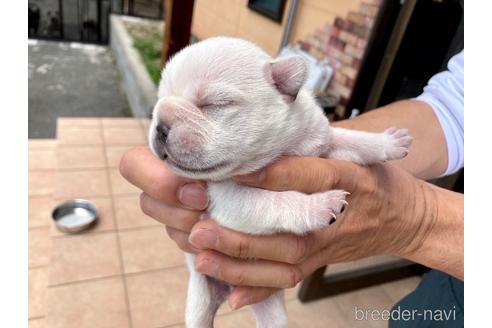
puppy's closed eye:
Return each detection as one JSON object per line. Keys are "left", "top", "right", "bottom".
{"left": 200, "top": 100, "right": 235, "bottom": 109}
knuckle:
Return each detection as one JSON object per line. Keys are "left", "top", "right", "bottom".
{"left": 321, "top": 162, "right": 339, "bottom": 189}
{"left": 168, "top": 229, "right": 192, "bottom": 252}
{"left": 289, "top": 235, "right": 309, "bottom": 264}
{"left": 148, "top": 172, "right": 168, "bottom": 198}
{"left": 286, "top": 265, "right": 303, "bottom": 288}
{"left": 234, "top": 236, "right": 251, "bottom": 259}
{"left": 264, "top": 165, "right": 289, "bottom": 190}
{"left": 118, "top": 151, "right": 132, "bottom": 179}
{"left": 231, "top": 269, "right": 247, "bottom": 286}
{"left": 165, "top": 225, "right": 176, "bottom": 239}
{"left": 139, "top": 193, "right": 152, "bottom": 216}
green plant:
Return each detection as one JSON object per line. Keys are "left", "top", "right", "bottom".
{"left": 132, "top": 34, "right": 162, "bottom": 84}
{"left": 125, "top": 22, "right": 163, "bottom": 85}
{"left": 124, "top": 21, "right": 199, "bottom": 85}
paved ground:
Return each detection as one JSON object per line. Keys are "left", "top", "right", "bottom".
{"left": 28, "top": 40, "right": 131, "bottom": 138}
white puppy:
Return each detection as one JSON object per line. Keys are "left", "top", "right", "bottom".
{"left": 148, "top": 37, "right": 412, "bottom": 328}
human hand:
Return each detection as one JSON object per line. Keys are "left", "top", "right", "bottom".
{"left": 119, "top": 146, "right": 208, "bottom": 253}
{"left": 186, "top": 156, "right": 436, "bottom": 309}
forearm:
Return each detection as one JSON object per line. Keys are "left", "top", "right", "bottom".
{"left": 388, "top": 180, "right": 464, "bottom": 280}
{"left": 399, "top": 180, "right": 464, "bottom": 280}
{"left": 333, "top": 100, "right": 448, "bottom": 180}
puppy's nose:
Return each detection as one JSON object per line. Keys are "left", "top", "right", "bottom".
{"left": 156, "top": 123, "right": 169, "bottom": 145}
{"left": 152, "top": 122, "right": 169, "bottom": 160}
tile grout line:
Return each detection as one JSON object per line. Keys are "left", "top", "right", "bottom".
{"left": 57, "top": 143, "right": 144, "bottom": 149}
{"left": 30, "top": 166, "right": 107, "bottom": 173}
{"left": 47, "top": 264, "right": 187, "bottom": 289}
{"left": 50, "top": 223, "right": 162, "bottom": 240}
{"left": 28, "top": 225, "right": 52, "bottom": 231}
{"left": 99, "top": 119, "right": 134, "bottom": 328}
{"left": 28, "top": 193, "right": 56, "bottom": 200}
{"left": 28, "top": 168, "right": 57, "bottom": 173}
{"left": 28, "top": 264, "right": 50, "bottom": 270}
{"left": 52, "top": 192, "right": 140, "bottom": 201}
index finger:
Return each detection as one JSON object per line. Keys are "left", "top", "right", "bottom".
{"left": 234, "top": 157, "right": 363, "bottom": 194}
{"left": 119, "top": 146, "right": 207, "bottom": 209}
{"left": 188, "top": 219, "right": 325, "bottom": 264}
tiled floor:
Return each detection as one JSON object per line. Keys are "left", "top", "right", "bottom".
{"left": 28, "top": 118, "right": 422, "bottom": 328}
{"left": 29, "top": 139, "right": 57, "bottom": 328}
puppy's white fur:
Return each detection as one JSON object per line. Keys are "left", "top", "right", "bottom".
{"left": 149, "top": 37, "right": 412, "bottom": 328}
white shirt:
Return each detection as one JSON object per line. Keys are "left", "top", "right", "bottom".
{"left": 416, "top": 50, "right": 464, "bottom": 176}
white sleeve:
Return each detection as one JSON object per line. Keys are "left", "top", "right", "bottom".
{"left": 416, "top": 50, "right": 464, "bottom": 176}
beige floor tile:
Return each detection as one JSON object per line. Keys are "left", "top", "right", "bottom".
{"left": 332, "top": 285, "right": 396, "bottom": 328}
{"left": 216, "top": 302, "right": 233, "bottom": 316}
{"left": 102, "top": 127, "right": 146, "bottom": 146}
{"left": 109, "top": 169, "right": 141, "bottom": 195}
{"left": 113, "top": 194, "right": 159, "bottom": 229}
{"left": 286, "top": 298, "right": 351, "bottom": 328}
{"left": 50, "top": 197, "right": 116, "bottom": 236}
{"left": 55, "top": 169, "right": 110, "bottom": 198}
{"left": 140, "top": 118, "right": 151, "bottom": 138}
{"left": 49, "top": 232, "right": 121, "bottom": 285}
{"left": 29, "top": 149, "right": 57, "bottom": 170}
{"left": 285, "top": 283, "right": 300, "bottom": 301}
{"left": 126, "top": 267, "right": 189, "bottom": 327}
{"left": 29, "top": 171, "right": 56, "bottom": 196}
{"left": 57, "top": 127, "right": 103, "bottom": 146}
{"left": 105, "top": 146, "right": 135, "bottom": 168}
{"left": 57, "top": 126, "right": 104, "bottom": 147}
{"left": 47, "top": 277, "right": 130, "bottom": 328}
{"left": 28, "top": 318, "right": 46, "bottom": 328}
{"left": 29, "top": 139, "right": 57, "bottom": 150}
{"left": 57, "top": 117, "right": 101, "bottom": 128}
{"left": 380, "top": 276, "right": 421, "bottom": 303}
{"left": 29, "top": 267, "right": 48, "bottom": 318}
{"left": 215, "top": 309, "right": 256, "bottom": 328}
{"left": 140, "top": 118, "right": 151, "bottom": 127}
{"left": 102, "top": 118, "right": 141, "bottom": 128}
{"left": 29, "top": 227, "right": 51, "bottom": 268}
{"left": 119, "top": 227, "right": 184, "bottom": 274}
{"left": 29, "top": 196, "right": 55, "bottom": 228}
{"left": 57, "top": 147, "right": 106, "bottom": 169}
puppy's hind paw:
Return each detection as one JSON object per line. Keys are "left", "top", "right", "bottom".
{"left": 382, "top": 127, "right": 413, "bottom": 161}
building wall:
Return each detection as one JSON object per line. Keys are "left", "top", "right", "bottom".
{"left": 191, "top": 0, "right": 362, "bottom": 56}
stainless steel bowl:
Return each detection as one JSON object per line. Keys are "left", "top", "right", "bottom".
{"left": 52, "top": 199, "right": 98, "bottom": 233}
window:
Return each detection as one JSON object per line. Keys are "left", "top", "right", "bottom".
{"left": 247, "top": 0, "right": 287, "bottom": 23}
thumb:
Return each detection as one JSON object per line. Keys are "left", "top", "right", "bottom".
{"left": 234, "top": 157, "right": 361, "bottom": 194}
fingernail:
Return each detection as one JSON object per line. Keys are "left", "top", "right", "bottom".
{"left": 199, "top": 213, "right": 211, "bottom": 221}
{"left": 235, "top": 170, "right": 265, "bottom": 184}
{"left": 195, "top": 257, "right": 219, "bottom": 275}
{"left": 178, "top": 183, "right": 208, "bottom": 210}
{"left": 189, "top": 228, "right": 218, "bottom": 249}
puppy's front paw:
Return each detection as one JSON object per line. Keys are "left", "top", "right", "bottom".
{"left": 382, "top": 127, "right": 413, "bottom": 161}
{"left": 308, "top": 190, "right": 349, "bottom": 231}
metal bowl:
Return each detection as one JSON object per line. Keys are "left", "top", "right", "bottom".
{"left": 52, "top": 199, "right": 98, "bottom": 233}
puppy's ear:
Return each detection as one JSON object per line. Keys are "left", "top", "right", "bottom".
{"left": 265, "top": 55, "right": 308, "bottom": 102}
